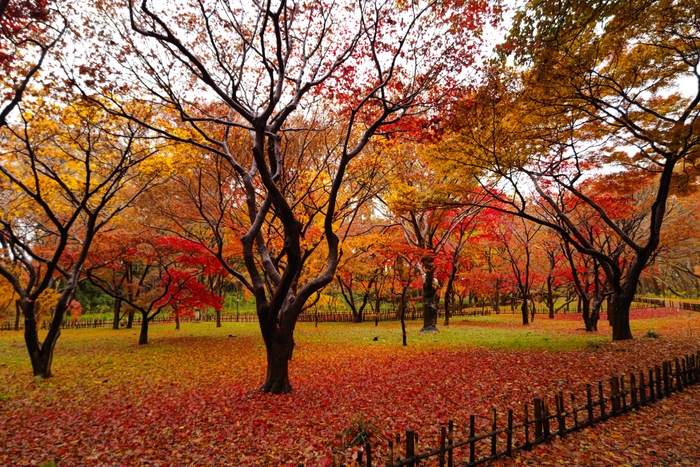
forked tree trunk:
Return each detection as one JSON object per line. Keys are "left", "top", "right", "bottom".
{"left": 22, "top": 298, "right": 65, "bottom": 378}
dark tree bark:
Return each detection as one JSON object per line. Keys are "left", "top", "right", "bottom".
{"left": 112, "top": 297, "right": 122, "bottom": 330}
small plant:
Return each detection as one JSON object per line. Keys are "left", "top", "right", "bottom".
{"left": 39, "top": 461, "right": 57, "bottom": 467}
{"left": 644, "top": 330, "right": 660, "bottom": 339}
{"left": 339, "top": 414, "right": 383, "bottom": 448}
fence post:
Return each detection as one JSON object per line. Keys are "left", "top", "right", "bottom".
{"left": 506, "top": 409, "right": 513, "bottom": 456}
{"left": 439, "top": 426, "right": 446, "bottom": 467}
{"left": 586, "top": 384, "right": 594, "bottom": 426}
{"left": 675, "top": 358, "right": 683, "bottom": 391}
{"left": 388, "top": 439, "right": 393, "bottom": 467}
{"left": 556, "top": 393, "right": 565, "bottom": 435}
{"left": 610, "top": 377, "right": 620, "bottom": 414}
{"left": 524, "top": 403, "right": 531, "bottom": 451}
{"left": 366, "top": 442, "right": 372, "bottom": 467}
{"left": 406, "top": 430, "right": 415, "bottom": 467}
{"left": 469, "top": 414, "right": 475, "bottom": 463}
{"left": 630, "top": 373, "right": 638, "bottom": 408}
{"left": 533, "top": 397, "right": 542, "bottom": 440}
{"left": 620, "top": 376, "right": 628, "bottom": 412}
{"left": 598, "top": 381, "right": 606, "bottom": 420}
{"left": 570, "top": 393, "right": 578, "bottom": 429}
{"left": 491, "top": 407, "right": 497, "bottom": 457}
{"left": 447, "top": 420, "right": 453, "bottom": 467}
{"left": 542, "top": 399, "right": 550, "bottom": 439}
{"left": 663, "top": 362, "right": 671, "bottom": 396}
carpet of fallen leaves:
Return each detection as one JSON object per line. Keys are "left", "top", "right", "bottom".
{"left": 1, "top": 308, "right": 699, "bottom": 466}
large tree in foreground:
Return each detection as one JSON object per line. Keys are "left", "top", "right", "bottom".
{"left": 77, "top": 0, "right": 494, "bottom": 392}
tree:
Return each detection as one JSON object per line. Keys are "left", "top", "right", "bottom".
{"left": 74, "top": 0, "right": 494, "bottom": 392}
{"left": 0, "top": 101, "right": 163, "bottom": 377}
{"left": 87, "top": 231, "right": 223, "bottom": 344}
{"left": 0, "top": 0, "right": 65, "bottom": 127}
{"left": 499, "top": 0, "right": 700, "bottom": 339}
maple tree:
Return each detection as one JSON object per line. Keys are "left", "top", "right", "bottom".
{"left": 0, "top": 0, "right": 65, "bottom": 127}
{"left": 500, "top": 0, "right": 700, "bottom": 340}
{"left": 67, "top": 0, "right": 496, "bottom": 392}
{"left": 0, "top": 100, "right": 164, "bottom": 376}
{"left": 86, "top": 230, "right": 223, "bottom": 344}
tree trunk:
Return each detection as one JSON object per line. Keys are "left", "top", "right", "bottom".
{"left": 492, "top": 290, "right": 500, "bottom": 313}
{"left": 421, "top": 257, "right": 439, "bottom": 332}
{"left": 609, "top": 289, "right": 634, "bottom": 340}
{"left": 175, "top": 307, "right": 180, "bottom": 330}
{"left": 259, "top": 330, "right": 294, "bottom": 394}
{"left": 521, "top": 296, "right": 529, "bottom": 325}
{"left": 14, "top": 300, "right": 21, "bottom": 331}
{"left": 547, "top": 277, "right": 555, "bottom": 319}
{"left": 216, "top": 308, "right": 222, "bottom": 328}
{"left": 22, "top": 299, "right": 63, "bottom": 378}
{"left": 138, "top": 314, "right": 149, "bottom": 345}
{"left": 112, "top": 297, "right": 122, "bottom": 330}
{"left": 126, "top": 309, "right": 134, "bottom": 329}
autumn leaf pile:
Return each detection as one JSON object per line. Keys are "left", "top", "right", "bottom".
{"left": 1, "top": 309, "right": 699, "bottom": 466}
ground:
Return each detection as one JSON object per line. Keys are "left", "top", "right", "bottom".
{"left": 0, "top": 308, "right": 698, "bottom": 466}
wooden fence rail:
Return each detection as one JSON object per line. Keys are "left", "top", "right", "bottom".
{"left": 0, "top": 298, "right": 668, "bottom": 332}
{"left": 336, "top": 351, "right": 700, "bottom": 467}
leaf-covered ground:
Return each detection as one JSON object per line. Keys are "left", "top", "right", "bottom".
{"left": 1, "top": 308, "right": 698, "bottom": 466}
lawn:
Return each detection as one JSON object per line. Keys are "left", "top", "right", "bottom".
{"left": 1, "top": 308, "right": 699, "bottom": 466}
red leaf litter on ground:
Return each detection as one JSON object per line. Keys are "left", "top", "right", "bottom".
{"left": 0, "top": 308, "right": 698, "bottom": 466}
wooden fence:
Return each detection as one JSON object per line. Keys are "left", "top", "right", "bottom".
{"left": 336, "top": 351, "right": 700, "bottom": 467}
{"left": 635, "top": 297, "right": 700, "bottom": 312}
{"left": 0, "top": 298, "right": 675, "bottom": 331}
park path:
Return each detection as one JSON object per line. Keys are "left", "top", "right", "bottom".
{"left": 492, "top": 383, "right": 700, "bottom": 466}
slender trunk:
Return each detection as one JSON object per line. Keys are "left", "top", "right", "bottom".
{"left": 521, "top": 294, "right": 529, "bottom": 325}
{"left": 126, "top": 309, "right": 134, "bottom": 329}
{"left": 175, "top": 307, "right": 180, "bottom": 330}
{"left": 547, "top": 277, "right": 555, "bottom": 319}
{"left": 14, "top": 300, "right": 21, "bottom": 331}
{"left": 112, "top": 297, "right": 122, "bottom": 330}
{"left": 399, "top": 286, "right": 408, "bottom": 346}
{"left": 216, "top": 308, "right": 222, "bottom": 328}
{"left": 492, "top": 290, "right": 500, "bottom": 313}
{"left": 421, "top": 257, "right": 439, "bottom": 332}
{"left": 139, "top": 314, "right": 149, "bottom": 345}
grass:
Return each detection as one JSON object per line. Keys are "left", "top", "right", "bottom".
{"left": 1, "top": 308, "right": 698, "bottom": 466}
